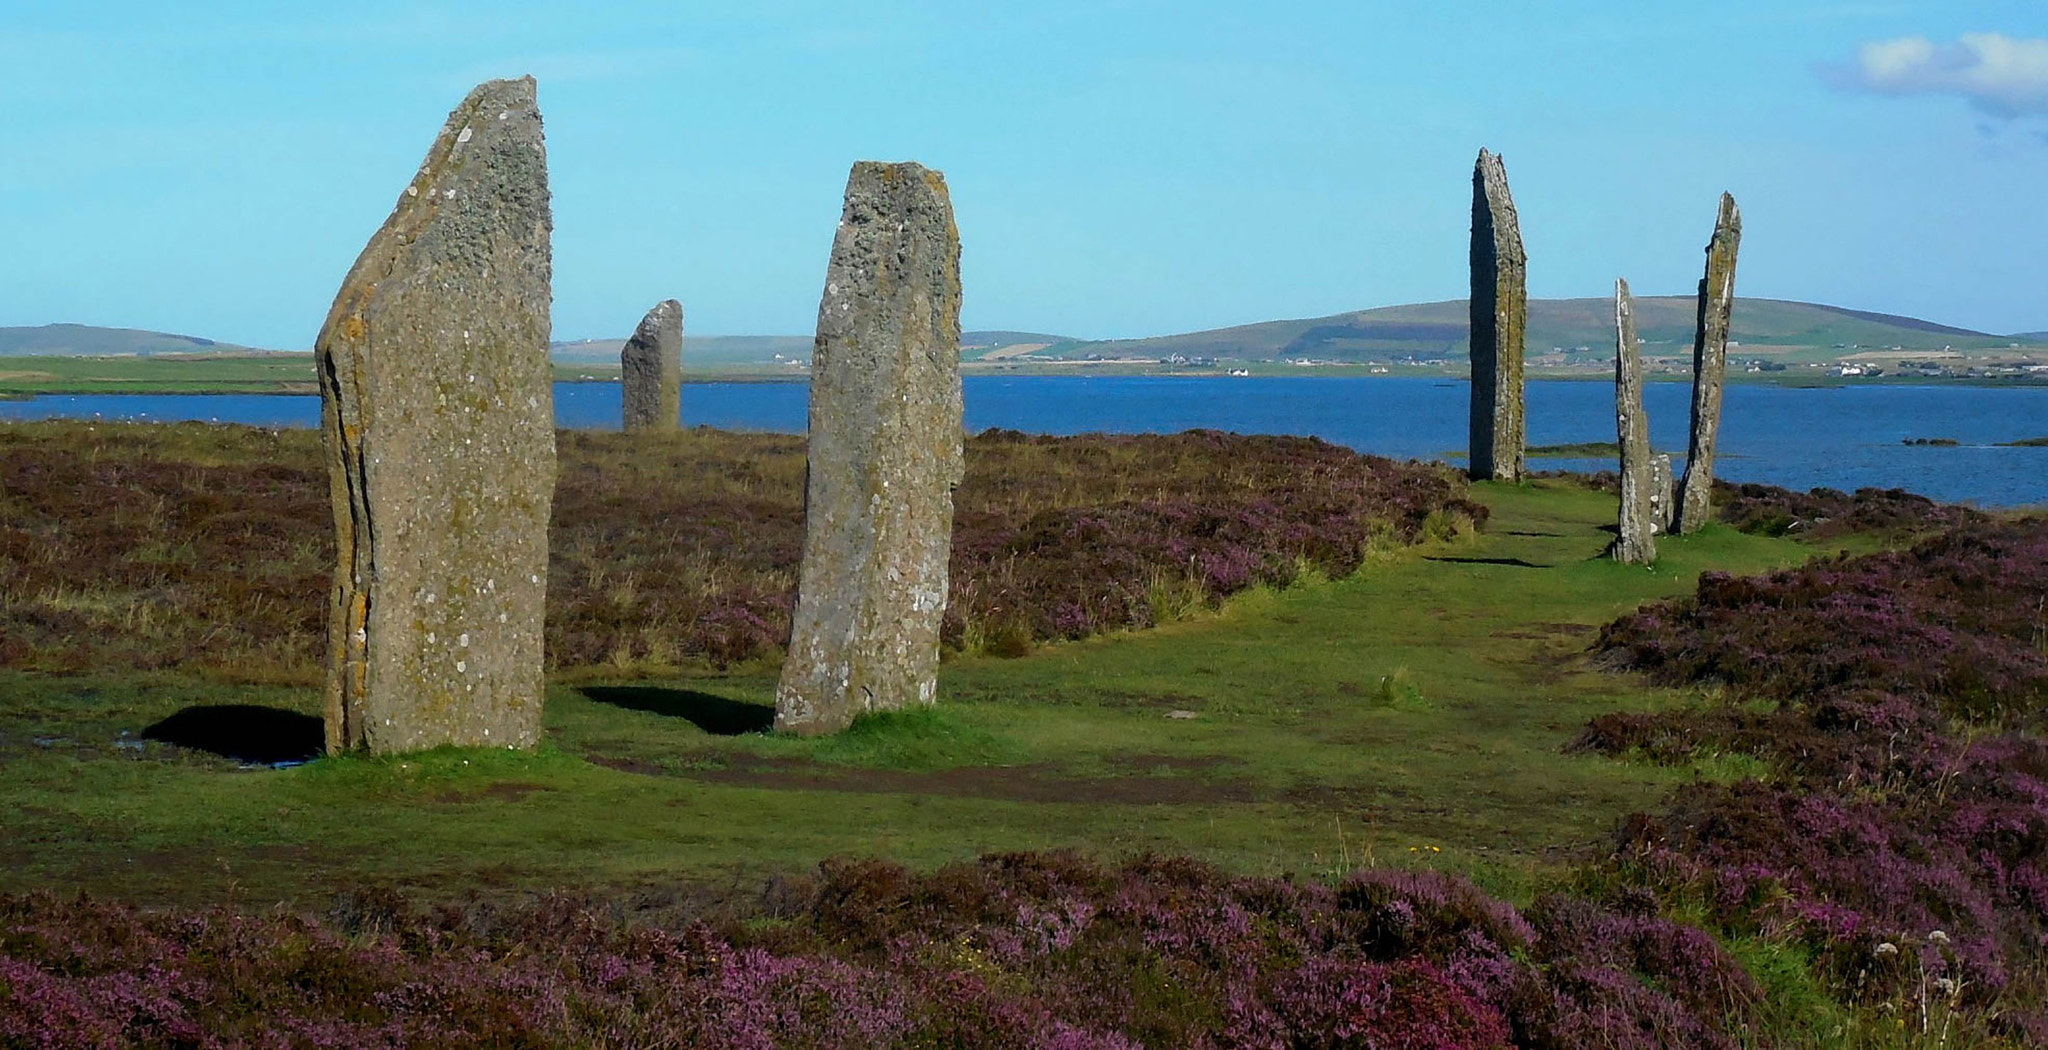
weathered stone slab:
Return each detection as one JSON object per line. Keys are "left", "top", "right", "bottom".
{"left": 776, "top": 161, "right": 964, "bottom": 737}
{"left": 1468, "top": 149, "right": 1527, "bottom": 482}
{"left": 1650, "top": 454, "right": 1675, "bottom": 535}
{"left": 1612, "top": 279, "right": 1655, "bottom": 565}
{"left": 315, "top": 77, "right": 555, "bottom": 754}
{"left": 1674, "top": 193, "right": 1742, "bottom": 533}
{"left": 621, "top": 299, "right": 682, "bottom": 431}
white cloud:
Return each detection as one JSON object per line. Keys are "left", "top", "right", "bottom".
{"left": 1832, "top": 33, "right": 2048, "bottom": 117}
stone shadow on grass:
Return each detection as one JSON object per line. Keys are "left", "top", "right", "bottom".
{"left": 579, "top": 686, "right": 775, "bottom": 736}
{"left": 142, "top": 705, "right": 324, "bottom": 765}
{"left": 1423, "top": 556, "right": 1546, "bottom": 568}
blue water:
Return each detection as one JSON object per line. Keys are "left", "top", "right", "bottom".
{"left": 5, "top": 377, "right": 2046, "bottom": 507}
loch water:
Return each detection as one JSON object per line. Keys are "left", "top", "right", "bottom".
{"left": 4, "top": 376, "right": 2045, "bottom": 507}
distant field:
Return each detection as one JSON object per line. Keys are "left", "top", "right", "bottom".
{"left": 0, "top": 353, "right": 319, "bottom": 395}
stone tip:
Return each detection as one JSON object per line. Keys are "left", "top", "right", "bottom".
{"left": 1474, "top": 149, "right": 1509, "bottom": 187}
{"left": 1616, "top": 276, "right": 1631, "bottom": 297}
{"left": 850, "top": 158, "right": 936, "bottom": 176}
{"left": 847, "top": 160, "right": 950, "bottom": 197}
{"left": 462, "top": 76, "right": 538, "bottom": 102}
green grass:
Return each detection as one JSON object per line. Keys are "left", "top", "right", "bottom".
{"left": 0, "top": 354, "right": 320, "bottom": 395}
{"left": 0, "top": 480, "right": 1837, "bottom": 909}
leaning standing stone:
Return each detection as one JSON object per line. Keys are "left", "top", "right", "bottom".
{"left": 776, "top": 161, "right": 964, "bottom": 737}
{"left": 1611, "top": 279, "right": 1655, "bottom": 565}
{"left": 315, "top": 77, "right": 555, "bottom": 755}
{"left": 1674, "top": 193, "right": 1742, "bottom": 533}
{"left": 621, "top": 299, "right": 683, "bottom": 431}
{"left": 1650, "top": 454, "right": 1675, "bottom": 535}
{"left": 1468, "top": 148, "right": 1527, "bottom": 482}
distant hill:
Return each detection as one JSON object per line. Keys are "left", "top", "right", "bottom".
{"left": 1034, "top": 298, "right": 2030, "bottom": 362}
{"left": 11, "top": 308, "right": 2034, "bottom": 370}
{"left": 963, "top": 331, "right": 1070, "bottom": 347}
{"left": 0, "top": 324, "right": 262, "bottom": 357}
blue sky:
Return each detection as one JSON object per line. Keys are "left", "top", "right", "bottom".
{"left": 2, "top": 1, "right": 2045, "bottom": 347}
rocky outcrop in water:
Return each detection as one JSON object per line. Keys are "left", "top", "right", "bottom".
{"left": 315, "top": 77, "right": 555, "bottom": 754}
{"left": 1612, "top": 279, "right": 1655, "bottom": 565}
{"left": 776, "top": 161, "right": 964, "bottom": 737}
{"left": 621, "top": 299, "right": 683, "bottom": 431}
{"left": 1675, "top": 193, "right": 1742, "bottom": 534}
{"left": 1468, "top": 149, "right": 1527, "bottom": 483}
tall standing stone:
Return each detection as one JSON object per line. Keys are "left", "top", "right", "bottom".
{"left": 621, "top": 299, "right": 683, "bottom": 431}
{"left": 315, "top": 77, "right": 555, "bottom": 755}
{"left": 1468, "top": 149, "right": 1527, "bottom": 482}
{"left": 1611, "top": 279, "right": 1655, "bottom": 565}
{"left": 1674, "top": 193, "right": 1742, "bottom": 534}
{"left": 1650, "top": 454, "right": 1675, "bottom": 535}
{"left": 776, "top": 161, "right": 964, "bottom": 737}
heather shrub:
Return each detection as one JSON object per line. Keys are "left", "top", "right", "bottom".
{"left": 1588, "top": 516, "right": 2048, "bottom": 1045}
{"left": 1713, "top": 482, "right": 1987, "bottom": 540}
{"left": 1528, "top": 472, "right": 1982, "bottom": 542}
{"left": 942, "top": 430, "right": 1486, "bottom": 649}
{"left": 0, "top": 422, "right": 1481, "bottom": 679}
{"left": 1599, "top": 520, "right": 2048, "bottom": 724}
{"left": 0, "top": 853, "right": 1756, "bottom": 1049}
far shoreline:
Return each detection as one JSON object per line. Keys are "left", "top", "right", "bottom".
{"left": 6, "top": 359, "right": 2048, "bottom": 397}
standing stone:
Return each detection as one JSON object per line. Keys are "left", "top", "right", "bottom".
{"left": 1674, "top": 193, "right": 1742, "bottom": 533}
{"left": 1468, "top": 149, "right": 1527, "bottom": 482}
{"left": 1649, "top": 454, "right": 1675, "bottom": 535}
{"left": 1611, "top": 279, "right": 1655, "bottom": 565}
{"left": 315, "top": 77, "right": 555, "bottom": 755}
{"left": 621, "top": 299, "right": 683, "bottom": 431}
{"left": 776, "top": 161, "right": 964, "bottom": 737}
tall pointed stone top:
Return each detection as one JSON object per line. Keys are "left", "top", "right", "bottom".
{"left": 315, "top": 76, "right": 555, "bottom": 755}
{"left": 1473, "top": 150, "right": 1525, "bottom": 267}
{"left": 331, "top": 77, "right": 550, "bottom": 315}
{"left": 1716, "top": 191, "right": 1741, "bottom": 234}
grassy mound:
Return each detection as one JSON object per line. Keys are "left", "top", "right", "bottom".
{"left": 0, "top": 422, "right": 1481, "bottom": 678}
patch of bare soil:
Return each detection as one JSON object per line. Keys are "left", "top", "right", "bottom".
{"left": 431, "top": 782, "right": 554, "bottom": 804}
{"left": 583, "top": 753, "right": 666, "bottom": 776}
{"left": 612, "top": 752, "right": 1261, "bottom": 806}
{"left": 1103, "top": 752, "right": 1243, "bottom": 773}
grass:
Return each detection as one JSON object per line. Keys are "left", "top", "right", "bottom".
{"left": 0, "top": 353, "right": 320, "bottom": 395}
{"left": 0, "top": 478, "right": 1830, "bottom": 909}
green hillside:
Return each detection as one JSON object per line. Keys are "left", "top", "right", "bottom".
{"left": 963, "top": 330, "right": 1070, "bottom": 347}
{"left": 1035, "top": 297, "right": 2029, "bottom": 362}
{"left": 0, "top": 324, "right": 261, "bottom": 356}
